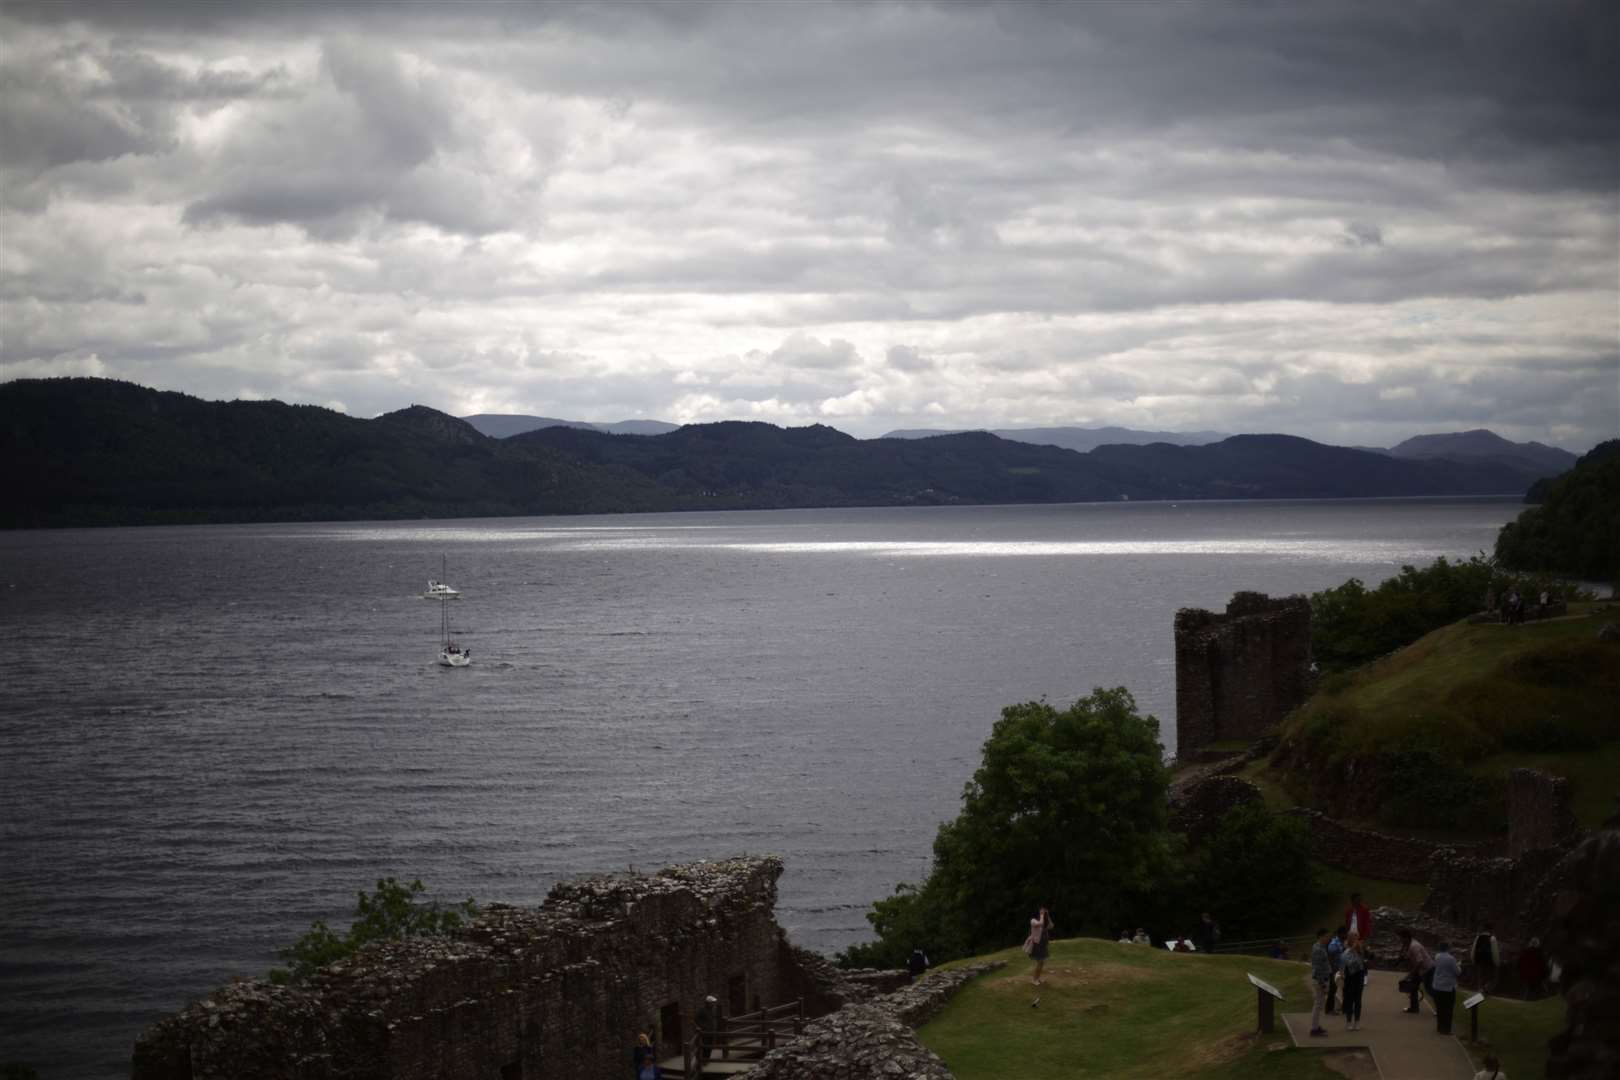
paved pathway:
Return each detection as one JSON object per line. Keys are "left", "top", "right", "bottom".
{"left": 1282, "top": 976, "right": 1476, "bottom": 1080}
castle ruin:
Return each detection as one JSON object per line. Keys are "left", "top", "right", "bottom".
{"left": 133, "top": 857, "right": 822, "bottom": 1080}
{"left": 1173, "top": 591, "right": 1312, "bottom": 758}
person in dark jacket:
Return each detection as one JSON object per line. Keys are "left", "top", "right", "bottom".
{"left": 907, "top": 946, "right": 929, "bottom": 982}
{"left": 695, "top": 996, "right": 719, "bottom": 1067}
{"left": 1518, "top": 937, "right": 1547, "bottom": 1000}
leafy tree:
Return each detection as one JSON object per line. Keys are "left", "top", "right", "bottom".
{"left": 271, "top": 878, "right": 477, "bottom": 984}
{"left": 1188, "top": 804, "right": 1315, "bottom": 941}
{"left": 841, "top": 688, "right": 1174, "bottom": 966}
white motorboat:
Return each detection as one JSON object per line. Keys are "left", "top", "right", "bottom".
{"left": 422, "top": 580, "right": 460, "bottom": 600}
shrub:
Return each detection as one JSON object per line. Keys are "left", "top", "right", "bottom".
{"left": 271, "top": 878, "right": 478, "bottom": 984}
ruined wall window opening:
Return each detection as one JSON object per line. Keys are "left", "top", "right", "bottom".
{"left": 728, "top": 972, "right": 747, "bottom": 1017}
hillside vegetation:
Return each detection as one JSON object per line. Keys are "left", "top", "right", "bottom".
{"left": 2, "top": 378, "right": 1550, "bottom": 528}
{"left": 1496, "top": 439, "right": 1620, "bottom": 582}
{"left": 1272, "top": 603, "right": 1620, "bottom": 831}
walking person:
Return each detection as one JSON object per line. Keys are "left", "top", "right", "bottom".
{"left": 1398, "top": 928, "right": 1434, "bottom": 1014}
{"left": 1471, "top": 923, "right": 1500, "bottom": 992}
{"left": 1431, "top": 941, "right": 1461, "bottom": 1034}
{"left": 1025, "top": 906, "right": 1055, "bottom": 985}
{"left": 1340, "top": 933, "right": 1367, "bottom": 1031}
{"left": 1309, "top": 928, "right": 1332, "bottom": 1036}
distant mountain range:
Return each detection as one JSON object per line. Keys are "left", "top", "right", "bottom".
{"left": 1387, "top": 429, "right": 1578, "bottom": 474}
{"left": 2, "top": 379, "right": 1576, "bottom": 528}
{"left": 885, "top": 424, "right": 1579, "bottom": 477}
{"left": 881, "top": 425, "right": 1230, "bottom": 453}
{"left": 461, "top": 413, "right": 679, "bottom": 438}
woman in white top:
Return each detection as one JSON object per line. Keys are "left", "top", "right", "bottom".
{"left": 1026, "top": 907, "right": 1054, "bottom": 985}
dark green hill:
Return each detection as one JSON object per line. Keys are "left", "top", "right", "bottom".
{"left": 1089, "top": 433, "right": 1531, "bottom": 498}
{"left": 0, "top": 378, "right": 663, "bottom": 526}
{"left": 1495, "top": 439, "right": 1620, "bottom": 581}
{"left": 0, "top": 378, "right": 1550, "bottom": 527}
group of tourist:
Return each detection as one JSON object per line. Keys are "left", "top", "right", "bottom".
{"left": 1308, "top": 922, "right": 1370, "bottom": 1036}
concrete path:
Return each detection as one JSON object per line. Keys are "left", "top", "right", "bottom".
{"left": 1282, "top": 979, "right": 1476, "bottom": 1080}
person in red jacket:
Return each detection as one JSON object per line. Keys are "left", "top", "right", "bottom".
{"left": 1344, "top": 892, "right": 1372, "bottom": 941}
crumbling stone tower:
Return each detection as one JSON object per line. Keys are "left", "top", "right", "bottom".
{"left": 1174, "top": 591, "right": 1312, "bottom": 758}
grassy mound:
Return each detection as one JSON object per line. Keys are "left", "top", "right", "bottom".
{"left": 921, "top": 939, "right": 1348, "bottom": 1079}
{"left": 1270, "top": 603, "right": 1620, "bottom": 831}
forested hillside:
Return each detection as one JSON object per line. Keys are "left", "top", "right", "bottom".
{"left": 1495, "top": 439, "right": 1620, "bottom": 582}
{"left": 1, "top": 379, "right": 1546, "bottom": 527}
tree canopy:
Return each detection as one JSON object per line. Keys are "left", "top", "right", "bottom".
{"left": 842, "top": 688, "right": 1173, "bottom": 966}
{"left": 1495, "top": 439, "right": 1620, "bottom": 584}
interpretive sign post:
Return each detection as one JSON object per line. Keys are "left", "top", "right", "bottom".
{"left": 1463, "top": 992, "right": 1486, "bottom": 1042}
{"left": 1247, "top": 973, "right": 1284, "bottom": 1034}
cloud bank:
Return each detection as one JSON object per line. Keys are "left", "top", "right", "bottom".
{"left": 2, "top": 0, "right": 1616, "bottom": 448}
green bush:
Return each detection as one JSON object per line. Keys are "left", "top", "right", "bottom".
{"left": 272, "top": 878, "right": 478, "bottom": 984}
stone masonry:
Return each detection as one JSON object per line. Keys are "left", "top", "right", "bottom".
{"left": 1508, "top": 768, "right": 1583, "bottom": 858}
{"left": 1174, "top": 592, "right": 1312, "bottom": 758}
{"left": 745, "top": 962, "right": 1004, "bottom": 1080}
{"left": 132, "top": 857, "right": 816, "bottom": 1080}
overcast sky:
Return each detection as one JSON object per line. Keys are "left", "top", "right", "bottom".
{"left": 3, "top": 1, "right": 1616, "bottom": 449}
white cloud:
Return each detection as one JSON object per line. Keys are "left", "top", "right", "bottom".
{"left": 0, "top": 2, "right": 1615, "bottom": 448}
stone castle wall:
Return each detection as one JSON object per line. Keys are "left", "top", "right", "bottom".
{"left": 1288, "top": 807, "right": 1485, "bottom": 884}
{"left": 133, "top": 857, "right": 806, "bottom": 1080}
{"left": 745, "top": 962, "right": 1003, "bottom": 1080}
{"left": 1174, "top": 592, "right": 1312, "bottom": 758}
{"left": 1508, "top": 768, "right": 1583, "bottom": 858}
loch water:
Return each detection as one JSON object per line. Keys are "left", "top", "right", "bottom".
{"left": 0, "top": 498, "right": 1521, "bottom": 1077}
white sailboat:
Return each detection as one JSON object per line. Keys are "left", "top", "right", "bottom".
{"left": 424, "top": 556, "right": 471, "bottom": 667}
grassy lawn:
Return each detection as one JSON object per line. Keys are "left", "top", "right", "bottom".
{"left": 922, "top": 938, "right": 1349, "bottom": 1079}
{"left": 1461, "top": 995, "right": 1565, "bottom": 1080}
{"left": 1283, "top": 608, "right": 1619, "bottom": 764}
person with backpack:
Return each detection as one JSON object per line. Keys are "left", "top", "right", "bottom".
{"left": 1340, "top": 932, "right": 1368, "bottom": 1031}
{"left": 907, "top": 946, "right": 929, "bottom": 982}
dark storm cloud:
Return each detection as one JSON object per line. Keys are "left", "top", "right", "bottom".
{"left": 1, "top": 0, "right": 1615, "bottom": 447}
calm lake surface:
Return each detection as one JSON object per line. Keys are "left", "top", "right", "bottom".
{"left": 0, "top": 498, "right": 1520, "bottom": 1076}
